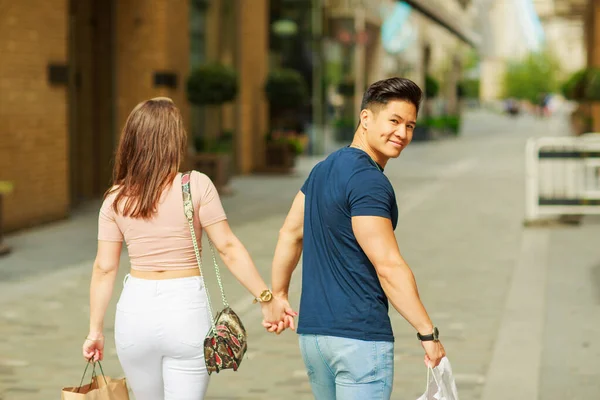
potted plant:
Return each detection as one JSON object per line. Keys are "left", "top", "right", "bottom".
{"left": 414, "top": 74, "right": 441, "bottom": 141}
{"left": 263, "top": 68, "right": 308, "bottom": 172}
{"left": 443, "top": 115, "right": 461, "bottom": 136}
{"left": 562, "top": 69, "right": 588, "bottom": 101}
{"left": 333, "top": 117, "right": 356, "bottom": 142}
{"left": 337, "top": 76, "right": 355, "bottom": 98}
{"left": 263, "top": 131, "right": 305, "bottom": 172}
{"left": 425, "top": 74, "right": 440, "bottom": 99}
{"left": 559, "top": 68, "right": 600, "bottom": 135}
{"left": 186, "top": 63, "right": 238, "bottom": 191}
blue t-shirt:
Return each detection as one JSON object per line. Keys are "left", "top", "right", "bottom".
{"left": 297, "top": 147, "right": 398, "bottom": 342}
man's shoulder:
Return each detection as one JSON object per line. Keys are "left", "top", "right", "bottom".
{"left": 348, "top": 167, "right": 392, "bottom": 187}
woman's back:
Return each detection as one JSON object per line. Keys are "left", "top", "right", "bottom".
{"left": 85, "top": 98, "right": 285, "bottom": 400}
{"left": 98, "top": 171, "right": 226, "bottom": 271}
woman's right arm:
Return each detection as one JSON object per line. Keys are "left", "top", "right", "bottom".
{"left": 84, "top": 196, "right": 123, "bottom": 361}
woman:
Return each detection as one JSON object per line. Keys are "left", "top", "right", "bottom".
{"left": 82, "top": 98, "right": 294, "bottom": 399}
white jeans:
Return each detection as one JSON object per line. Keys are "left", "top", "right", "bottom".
{"left": 115, "top": 275, "right": 212, "bottom": 400}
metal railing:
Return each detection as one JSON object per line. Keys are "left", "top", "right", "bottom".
{"left": 525, "top": 134, "right": 600, "bottom": 222}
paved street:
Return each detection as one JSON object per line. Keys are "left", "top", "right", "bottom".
{"left": 1, "top": 109, "right": 599, "bottom": 399}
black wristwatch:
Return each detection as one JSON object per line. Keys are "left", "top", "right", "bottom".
{"left": 417, "top": 327, "right": 439, "bottom": 342}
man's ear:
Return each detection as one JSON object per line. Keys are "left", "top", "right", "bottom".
{"left": 359, "top": 109, "right": 370, "bottom": 130}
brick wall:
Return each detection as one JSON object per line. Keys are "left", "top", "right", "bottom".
{"left": 115, "top": 0, "right": 190, "bottom": 136}
{"left": 0, "top": 0, "right": 69, "bottom": 232}
{"left": 236, "top": 0, "right": 268, "bottom": 174}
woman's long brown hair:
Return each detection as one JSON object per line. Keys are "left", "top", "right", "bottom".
{"left": 107, "top": 97, "right": 187, "bottom": 219}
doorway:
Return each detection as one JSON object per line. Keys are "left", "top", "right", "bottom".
{"left": 68, "top": 0, "right": 116, "bottom": 206}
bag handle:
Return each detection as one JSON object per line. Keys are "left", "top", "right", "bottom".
{"left": 181, "top": 171, "right": 229, "bottom": 336}
{"left": 76, "top": 360, "right": 108, "bottom": 393}
{"left": 425, "top": 363, "right": 442, "bottom": 395}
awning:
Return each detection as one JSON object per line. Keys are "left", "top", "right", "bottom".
{"left": 401, "top": 0, "right": 480, "bottom": 47}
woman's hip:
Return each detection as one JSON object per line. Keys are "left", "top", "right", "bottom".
{"left": 117, "top": 274, "right": 209, "bottom": 312}
{"left": 114, "top": 304, "right": 212, "bottom": 355}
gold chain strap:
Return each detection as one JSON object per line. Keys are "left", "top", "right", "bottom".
{"left": 182, "top": 172, "right": 229, "bottom": 335}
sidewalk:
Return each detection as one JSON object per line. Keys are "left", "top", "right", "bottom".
{"left": 1, "top": 110, "right": 599, "bottom": 400}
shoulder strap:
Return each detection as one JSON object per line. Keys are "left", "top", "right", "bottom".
{"left": 181, "top": 171, "right": 229, "bottom": 327}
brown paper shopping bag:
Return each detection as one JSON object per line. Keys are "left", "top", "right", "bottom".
{"left": 62, "top": 361, "right": 129, "bottom": 400}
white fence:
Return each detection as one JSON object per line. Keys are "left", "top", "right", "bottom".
{"left": 525, "top": 135, "right": 600, "bottom": 222}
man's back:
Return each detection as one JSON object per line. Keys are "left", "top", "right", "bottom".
{"left": 298, "top": 146, "right": 398, "bottom": 342}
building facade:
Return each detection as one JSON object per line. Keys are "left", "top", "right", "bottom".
{"left": 477, "top": 0, "right": 587, "bottom": 102}
{"left": 0, "top": 0, "right": 476, "bottom": 232}
{"left": 0, "top": 0, "right": 269, "bottom": 232}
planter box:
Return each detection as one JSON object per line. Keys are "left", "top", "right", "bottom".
{"left": 335, "top": 126, "right": 355, "bottom": 142}
{"left": 262, "top": 142, "right": 297, "bottom": 174}
{"left": 190, "top": 153, "right": 233, "bottom": 195}
{"left": 412, "top": 126, "right": 431, "bottom": 142}
{"left": 570, "top": 104, "right": 593, "bottom": 136}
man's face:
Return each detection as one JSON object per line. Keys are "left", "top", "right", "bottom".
{"left": 362, "top": 100, "right": 417, "bottom": 159}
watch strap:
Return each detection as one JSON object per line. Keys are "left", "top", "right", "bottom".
{"left": 417, "top": 327, "right": 439, "bottom": 342}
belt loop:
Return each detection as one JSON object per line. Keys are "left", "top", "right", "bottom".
{"left": 123, "top": 273, "right": 130, "bottom": 286}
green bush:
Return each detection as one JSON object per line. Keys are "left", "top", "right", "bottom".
{"left": 458, "top": 79, "right": 480, "bottom": 99}
{"left": 422, "top": 116, "right": 445, "bottom": 129}
{"left": 559, "top": 68, "right": 600, "bottom": 101}
{"left": 337, "top": 77, "right": 355, "bottom": 98}
{"left": 420, "top": 115, "right": 461, "bottom": 135}
{"left": 187, "top": 63, "right": 238, "bottom": 106}
{"left": 287, "top": 137, "right": 304, "bottom": 156}
{"left": 584, "top": 68, "right": 600, "bottom": 101}
{"left": 264, "top": 133, "right": 305, "bottom": 156}
{"left": 425, "top": 75, "right": 440, "bottom": 98}
{"left": 193, "top": 131, "right": 234, "bottom": 153}
{"left": 333, "top": 117, "right": 356, "bottom": 130}
{"left": 333, "top": 117, "right": 356, "bottom": 141}
{"left": 443, "top": 115, "right": 461, "bottom": 135}
{"left": 561, "top": 69, "right": 587, "bottom": 100}
{"left": 563, "top": 70, "right": 587, "bottom": 100}
{"left": 265, "top": 68, "right": 309, "bottom": 111}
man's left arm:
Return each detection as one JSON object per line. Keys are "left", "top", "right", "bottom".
{"left": 266, "top": 191, "right": 304, "bottom": 334}
{"left": 271, "top": 190, "right": 304, "bottom": 298}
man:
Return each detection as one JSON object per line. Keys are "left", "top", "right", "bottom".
{"left": 266, "top": 77, "right": 445, "bottom": 399}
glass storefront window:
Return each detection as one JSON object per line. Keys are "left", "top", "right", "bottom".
{"left": 189, "top": 0, "right": 208, "bottom": 141}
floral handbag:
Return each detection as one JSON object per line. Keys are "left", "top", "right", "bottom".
{"left": 181, "top": 171, "right": 248, "bottom": 374}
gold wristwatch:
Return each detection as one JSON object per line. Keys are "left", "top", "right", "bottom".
{"left": 252, "top": 289, "right": 273, "bottom": 304}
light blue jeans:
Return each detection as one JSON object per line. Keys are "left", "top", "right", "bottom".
{"left": 299, "top": 334, "right": 394, "bottom": 400}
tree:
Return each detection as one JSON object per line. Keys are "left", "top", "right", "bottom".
{"left": 186, "top": 63, "right": 238, "bottom": 152}
{"left": 265, "top": 68, "right": 308, "bottom": 130}
{"left": 502, "top": 50, "right": 561, "bottom": 103}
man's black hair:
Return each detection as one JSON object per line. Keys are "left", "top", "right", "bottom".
{"left": 360, "top": 77, "right": 422, "bottom": 114}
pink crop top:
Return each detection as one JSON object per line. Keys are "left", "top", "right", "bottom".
{"left": 98, "top": 171, "right": 227, "bottom": 271}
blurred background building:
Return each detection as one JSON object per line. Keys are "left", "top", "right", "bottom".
{"left": 478, "top": 0, "right": 587, "bottom": 101}
{"left": 1, "top": 0, "right": 599, "bottom": 233}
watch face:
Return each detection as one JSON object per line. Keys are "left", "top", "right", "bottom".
{"left": 261, "top": 290, "right": 272, "bottom": 302}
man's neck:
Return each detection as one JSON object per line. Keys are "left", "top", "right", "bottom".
{"left": 350, "top": 134, "right": 388, "bottom": 169}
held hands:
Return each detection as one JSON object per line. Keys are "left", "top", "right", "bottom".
{"left": 260, "top": 295, "right": 297, "bottom": 335}
{"left": 82, "top": 332, "right": 104, "bottom": 362}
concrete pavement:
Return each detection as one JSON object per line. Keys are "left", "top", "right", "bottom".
{"left": 1, "top": 110, "right": 599, "bottom": 399}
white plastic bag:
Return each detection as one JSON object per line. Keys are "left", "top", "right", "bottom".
{"left": 416, "top": 357, "right": 459, "bottom": 400}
